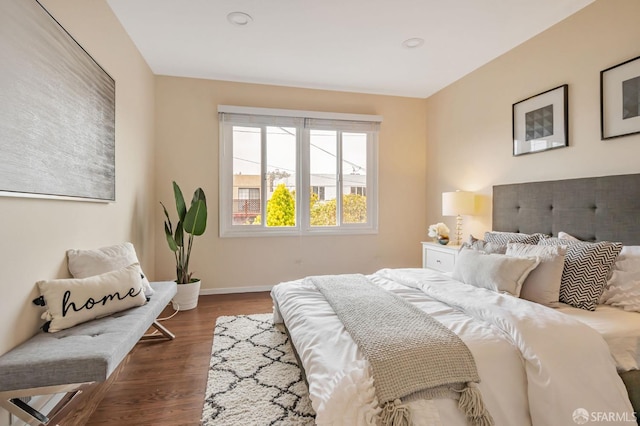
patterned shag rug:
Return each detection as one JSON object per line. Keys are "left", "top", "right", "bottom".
{"left": 201, "top": 314, "right": 316, "bottom": 425}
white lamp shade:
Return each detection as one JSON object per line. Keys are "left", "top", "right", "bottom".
{"left": 442, "top": 191, "right": 475, "bottom": 216}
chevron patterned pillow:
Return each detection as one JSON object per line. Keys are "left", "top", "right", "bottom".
{"left": 540, "top": 238, "right": 622, "bottom": 311}
{"left": 484, "top": 231, "right": 544, "bottom": 246}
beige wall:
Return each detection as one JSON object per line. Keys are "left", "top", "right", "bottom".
{"left": 425, "top": 0, "right": 640, "bottom": 241}
{"left": 155, "top": 77, "right": 428, "bottom": 291}
{"left": 3, "top": 0, "right": 637, "bottom": 355}
{"left": 0, "top": 0, "right": 156, "bottom": 357}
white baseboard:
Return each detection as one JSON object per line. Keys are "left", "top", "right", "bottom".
{"left": 199, "top": 285, "right": 273, "bottom": 295}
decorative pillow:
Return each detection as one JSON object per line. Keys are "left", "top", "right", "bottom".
{"left": 600, "top": 270, "right": 640, "bottom": 312}
{"left": 619, "top": 245, "right": 640, "bottom": 259}
{"left": 506, "top": 243, "right": 567, "bottom": 306}
{"left": 463, "top": 235, "right": 507, "bottom": 254}
{"left": 611, "top": 245, "right": 640, "bottom": 271}
{"left": 558, "top": 231, "right": 580, "bottom": 241}
{"left": 67, "top": 242, "right": 154, "bottom": 297}
{"left": 539, "top": 238, "right": 622, "bottom": 311}
{"left": 600, "top": 246, "right": 640, "bottom": 310}
{"left": 484, "top": 231, "right": 543, "bottom": 246}
{"left": 36, "top": 264, "right": 146, "bottom": 332}
{"left": 452, "top": 247, "right": 540, "bottom": 296}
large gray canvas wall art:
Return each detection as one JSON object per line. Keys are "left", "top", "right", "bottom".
{"left": 0, "top": 0, "right": 115, "bottom": 201}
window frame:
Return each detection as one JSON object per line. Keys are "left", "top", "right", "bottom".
{"left": 219, "top": 105, "right": 381, "bottom": 238}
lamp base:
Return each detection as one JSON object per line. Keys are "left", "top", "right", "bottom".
{"left": 455, "top": 215, "right": 463, "bottom": 246}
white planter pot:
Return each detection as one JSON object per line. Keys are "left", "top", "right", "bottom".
{"left": 172, "top": 279, "right": 201, "bottom": 311}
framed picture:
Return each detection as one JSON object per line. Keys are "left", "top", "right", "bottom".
{"left": 601, "top": 55, "right": 640, "bottom": 140}
{"left": 512, "top": 84, "right": 568, "bottom": 156}
{"left": 0, "top": 0, "right": 115, "bottom": 202}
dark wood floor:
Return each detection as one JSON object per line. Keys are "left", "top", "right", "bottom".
{"left": 59, "top": 292, "right": 274, "bottom": 425}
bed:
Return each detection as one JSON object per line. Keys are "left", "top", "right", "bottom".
{"left": 271, "top": 173, "right": 640, "bottom": 425}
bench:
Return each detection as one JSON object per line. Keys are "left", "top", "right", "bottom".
{"left": 0, "top": 281, "right": 177, "bottom": 425}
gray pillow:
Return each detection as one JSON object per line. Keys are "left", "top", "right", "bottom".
{"left": 506, "top": 243, "right": 567, "bottom": 306}
{"left": 452, "top": 247, "right": 540, "bottom": 296}
{"left": 464, "top": 235, "right": 507, "bottom": 254}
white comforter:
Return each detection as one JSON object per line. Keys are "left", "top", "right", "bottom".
{"left": 271, "top": 268, "right": 634, "bottom": 426}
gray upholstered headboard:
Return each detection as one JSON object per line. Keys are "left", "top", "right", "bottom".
{"left": 492, "top": 173, "right": 640, "bottom": 246}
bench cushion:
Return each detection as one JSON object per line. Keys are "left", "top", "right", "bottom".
{"left": 0, "top": 281, "right": 176, "bottom": 392}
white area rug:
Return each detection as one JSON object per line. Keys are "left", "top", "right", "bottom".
{"left": 201, "top": 314, "right": 316, "bottom": 425}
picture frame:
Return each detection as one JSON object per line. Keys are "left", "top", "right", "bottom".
{"left": 512, "top": 84, "right": 568, "bottom": 156}
{"left": 601, "top": 55, "right": 640, "bottom": 140}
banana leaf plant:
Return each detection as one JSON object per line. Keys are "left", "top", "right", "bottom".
{"left": 160, "top": 182, "right": 207, "bottom": 284}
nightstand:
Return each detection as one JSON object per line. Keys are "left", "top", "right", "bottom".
{"left": 421, "top": 242, "right": 461, "bottom": 273}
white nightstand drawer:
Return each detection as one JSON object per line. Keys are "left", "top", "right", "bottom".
{"left": 425, "top": 249, "right": 456, "bottom": 272}
{"left": 422, "top": 242, "right": 460, "bottom": 273}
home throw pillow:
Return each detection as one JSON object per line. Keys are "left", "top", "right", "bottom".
{"left": 506, "top": 242, "right": 567, "bottom": 306}
{"left": 539, "top": 238, "right": 622, "bottom": 311}
{"left": 36, "top": 264, "right": 146, "bottom": 332}
{"left": 67, "top": 242, "right": 154, "bottom": 297}
{"left": 452, "top": 247, "right": 540, "bottom": 296}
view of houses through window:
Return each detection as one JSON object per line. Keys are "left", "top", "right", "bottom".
{"left": 220, "top": 107, "right": 380, "bottom": 236}
{"left": 232, "top": 129, "right": 368, "bottom": 227}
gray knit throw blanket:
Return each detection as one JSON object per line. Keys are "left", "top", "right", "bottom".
{"left": 309, "top": 274, "right": 494, "bottom": 426}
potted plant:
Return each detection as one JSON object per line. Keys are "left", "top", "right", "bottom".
{"left": 161, "top": 181, "right": 207, "bottom": 310}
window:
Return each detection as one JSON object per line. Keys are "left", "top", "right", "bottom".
{"left": 349, "top": 186, "right": 366, "bottom": 196}
{"left": 311, "top": 186, "right": 326, "bottom": 201}
{"left": 219, "top": 105, "right": 381, "bottom": 237}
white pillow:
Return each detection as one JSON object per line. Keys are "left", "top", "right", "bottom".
{"left": 67, "top": 242, "right": 154, "bottom": 297}
{"left": 610, "top": 246, "right": 640, "bottom": 273}
{"left": 37, "top": 264, "right": 146, "bottom": 332}
{"left": 600, "top": 246, "right": 640, "bottom": 310}
{"left": 506, "top": 243, "right": 567, "bottom": 306}
{"left": 617, "top": 245, "right": 640, "bottom": 262}
{"left": 600, "top": 270, "right": 640, "bottom": 312}
{"left": 558, "top": 231, "right": 580, "bottom": 241}
{"left": 452, "top": 247, "right": 540, "bottom": 296}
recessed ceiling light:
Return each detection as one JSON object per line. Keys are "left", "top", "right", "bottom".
{"left": 227, "top": 11, "right": 253, "bottom": 26}
{"left": 402, "top": 38, "right": 424, "bottom": 49}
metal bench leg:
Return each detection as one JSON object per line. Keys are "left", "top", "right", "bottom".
{"left": 141, "top": 320, "right": 175, "bottom": 341}
{"left": 0, "top": 383, "right": 91, "bottom": 425}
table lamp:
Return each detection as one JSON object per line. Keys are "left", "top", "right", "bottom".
{"left": 442, "top": 191, "right": 475, "bottom": 245}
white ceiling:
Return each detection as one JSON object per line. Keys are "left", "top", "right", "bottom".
{"left": 106, "top": 0, "right": 594, "bottom": 98}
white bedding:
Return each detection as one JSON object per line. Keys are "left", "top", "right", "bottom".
{"left": 271, "top": 268, "right": 634, "bottom": 426}
{"left": 557, "top": 304, "right": 640, "bottom": 372}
